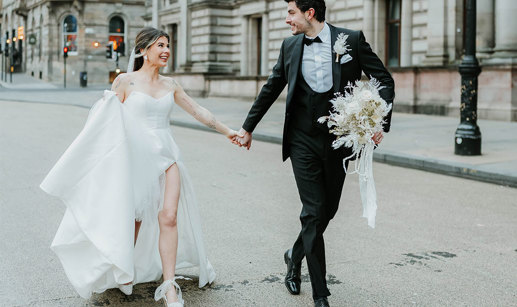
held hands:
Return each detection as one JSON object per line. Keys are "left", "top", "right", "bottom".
{"left": 231, "top": 128, "right": 252, "bottom": 150}
{"left": 226, "top": 129, "right": 242, "bottom": 145}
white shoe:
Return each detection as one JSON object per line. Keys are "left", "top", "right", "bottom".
{"left": 154, "top": 276, "right": 191, "bottom": 307}
{"left": 118, "top": 282, "right": 133, "bottom": 295}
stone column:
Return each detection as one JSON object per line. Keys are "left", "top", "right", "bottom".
{"left": 178, "top": 0, "right": 191, "bottom": 70}
{"left": 476, "top": 0, "right": 494, "bottom": 58}
{"left": 151, "top": 0, "right": 158, "bottom": 28}
{"left": 423, "top": 0, "right": 449, "bottom": 65}
{"left": 400, "top": 0, "right": 413, "bottom": 66}
{"left": 362, "top": 0, "right": 375, "bottom": 51}
{"left": 373, "top": 0, "right": 386, "bottom": 60}
{"left": 240, "top": 16, "right": 248, "bottom": 76}
{"left": 260, "top": 13, "right": 269, "bottom": 75}
{"left": 492, "top": 0, "right": 517, "bottom": 59}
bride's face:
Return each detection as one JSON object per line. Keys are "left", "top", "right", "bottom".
{"left": 146, "top": 36, "right": 170, "bottom": 67}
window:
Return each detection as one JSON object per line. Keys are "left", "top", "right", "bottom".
{"left": 171, "top": 24, "right": 178, "bottom": 71}
{"left": 31, "top": 18, "right": 35, "bottom": 62}
{"left": 39, "top": 15, "right": 42, "bottom": 60}
{"left": 109, "top": 16, "right": 125, "bottom": 56}
{"left": 63, "top": 15, "right": 78, "bottom": 55}
{"left": 248, "top": 16, "right": 262, "bottom": 76}
{"left": 256, "top": 17, "right": 262, "bottom": 75}
{"left": 386, "top": 0, "right": 401, "bottom": 67}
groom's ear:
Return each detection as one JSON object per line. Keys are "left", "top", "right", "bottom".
{"left": 305, "top": 8, "right": 315, "bottom": 20}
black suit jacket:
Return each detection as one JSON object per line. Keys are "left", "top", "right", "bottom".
{"left": 242, "top": 24, "right": 395, "bottom": 161}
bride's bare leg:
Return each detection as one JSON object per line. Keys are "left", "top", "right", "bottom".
{"left": 158, "top": 163, "right": 181, "bottom": 302}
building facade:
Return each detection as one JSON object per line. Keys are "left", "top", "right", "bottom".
{"left": 2, "top": 0, "right": 516, "bottom": 121}
{"left": 1, "top": 0, "right": 146, "bottom": 86}
{"left": 148, "top": 0, "right": 516, "bottom": 121}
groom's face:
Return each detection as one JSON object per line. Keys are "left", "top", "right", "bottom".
{"left": 285, "top": 1, "right": 312, "bottom": 35}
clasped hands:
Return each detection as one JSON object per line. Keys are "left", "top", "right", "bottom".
{"left": 227, "top": 128, "right": 252, "bottom": 150}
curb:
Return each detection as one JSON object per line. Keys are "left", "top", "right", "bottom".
{"left": 171, "top": 119, "right": 517, "bottom": 188}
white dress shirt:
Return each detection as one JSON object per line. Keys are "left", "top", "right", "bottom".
{"left": 302, "top": 22, "right": 333, "bottom": 93}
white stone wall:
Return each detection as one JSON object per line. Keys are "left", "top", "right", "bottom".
{"left": 411, "top": 0, "right": 428, "bottom": 65}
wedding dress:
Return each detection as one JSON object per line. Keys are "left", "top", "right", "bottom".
{"left": 40, "top": 90, "right": 216, "bottom": 299}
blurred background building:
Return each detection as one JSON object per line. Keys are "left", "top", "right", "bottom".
{"left": 1, "top": 0, "right": 516, "bottom": 121}
{"left": 1, "top": 0, "right": 145, "bottom": 86}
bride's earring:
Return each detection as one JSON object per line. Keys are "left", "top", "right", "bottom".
{"left": 144, "top": 55, "right": 148, "bottom": 61}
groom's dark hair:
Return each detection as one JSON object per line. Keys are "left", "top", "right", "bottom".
{"left": 285, "top": 0, "right": 326, "bottom": 22}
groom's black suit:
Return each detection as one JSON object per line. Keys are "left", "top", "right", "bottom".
{"left": 242, "top": 24, "right": 394, "bottom": 299}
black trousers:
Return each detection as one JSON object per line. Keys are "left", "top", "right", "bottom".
{"left": 288, "top": 128, "right": 347, "bottom": 299}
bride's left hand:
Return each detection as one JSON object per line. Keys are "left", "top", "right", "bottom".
{"left": 226, "top": 129, "right": 242, "bottom": 145}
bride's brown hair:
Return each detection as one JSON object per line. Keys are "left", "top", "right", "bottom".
{"left": 133, "top": 27, "right": 170, "bottom": 71}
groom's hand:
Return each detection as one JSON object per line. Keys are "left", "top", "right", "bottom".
{"left": 236, "top": 128, "right": 252, "bottom": 150}
{"left": 372, "top": 131, "right": 384, "bottom": 145}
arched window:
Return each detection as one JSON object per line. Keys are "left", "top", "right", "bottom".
{"left": 109, "top": 16, "right": 125, "bottom": 56}
{"left": 63, "top": 15, "right": 78, "bottom": 55}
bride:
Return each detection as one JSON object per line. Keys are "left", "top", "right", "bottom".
{"left": 40, "top": 27, "right": 238, "bottom": 307}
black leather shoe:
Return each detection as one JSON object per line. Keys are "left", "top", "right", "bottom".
{"left": 314, "top": 297, "right": 330, "bottom": 307}
{"left": 284, "top": 249, "right": 301, "bottom": 295}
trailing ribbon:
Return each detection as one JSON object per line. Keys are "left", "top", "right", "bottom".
{"left": 343, "top": 140, "right": 377, "bottom": 228}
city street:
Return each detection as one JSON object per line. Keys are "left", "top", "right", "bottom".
{"left": 1, "top": 99, "right": 516, "bottom": 306}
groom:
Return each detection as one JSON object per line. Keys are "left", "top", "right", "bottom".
{"left": 236, "top": 1, "right": 394, "bottom": 306}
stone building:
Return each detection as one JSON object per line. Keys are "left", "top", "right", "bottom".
{"left": 1, "top": 0, "right": 146, "bottom": 86}
{"left": 147, "top": 0, "right": 516, "bottom": 121}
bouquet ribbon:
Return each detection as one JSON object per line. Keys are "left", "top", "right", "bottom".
{"left": 343, "top": 140, "right": 377, "bottom": 228}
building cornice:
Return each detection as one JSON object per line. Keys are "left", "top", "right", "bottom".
{"left": 188, "top": 0, "right": 234, "bottom": 10}
{"left": 24, "top": 0, "right": 144, "bottom": 11}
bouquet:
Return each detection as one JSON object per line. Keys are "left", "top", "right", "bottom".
{"left": 318, "top": 78, "right": 391, "bottom": 228}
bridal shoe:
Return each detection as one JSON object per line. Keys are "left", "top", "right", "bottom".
{"left": 118, "top": 282, "right": 133, "bottom": 295}
{"left": 155, "top": 276, "right": 191, "bottom": 307}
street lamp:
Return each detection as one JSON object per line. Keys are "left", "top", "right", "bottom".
{"left": 455, "top": 0, "right": 482, "bottom": 155}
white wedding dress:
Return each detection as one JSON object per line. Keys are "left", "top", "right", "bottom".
{"left": 40, "top": 90, "right": 216, "bottom": 299}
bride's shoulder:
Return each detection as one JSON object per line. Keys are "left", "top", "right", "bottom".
{"left": 112, "top": 72, "right": 132, "bottom": 89}
{"left": 160, "top": 76, "right": 183, "bottom": 92}
{"left": 112, "top": 73, "right": 137, "bottom": 101}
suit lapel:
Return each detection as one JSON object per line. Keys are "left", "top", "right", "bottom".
{"left": 329, "top": 24, "right": 342, "bottom": 93}
{"left": 286, "top": 35, "right": 304, "bottom": 110}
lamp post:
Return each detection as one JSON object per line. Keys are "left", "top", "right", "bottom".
{"left": 1, "top": 35, "right": 5, "bottom": 82}
{"left": 10, "top": 36, "right": 15, "bottom": 83}
{"left": 454, "top": 0, "right": 482, "bottom": 155}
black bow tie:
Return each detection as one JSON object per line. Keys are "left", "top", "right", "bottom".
{"left": 303, "top": 36, "right": 322, "bottom": 46}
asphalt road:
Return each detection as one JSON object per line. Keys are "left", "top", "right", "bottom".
{"left": 1, "top": 100, "right": 516, "bottom": 307}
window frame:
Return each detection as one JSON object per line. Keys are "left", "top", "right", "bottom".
{"left": 62, "top": 14, "right": 78, "bottom": 56}
{"left": 108, "top": 16, "right": 126, "bottom": 56}
{"left": 385, "top": 0, "right": 402, "bottom": 67}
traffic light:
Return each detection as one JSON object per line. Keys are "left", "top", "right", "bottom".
{"left": 63, "top": 46, "right": 68, "bottom": 58}
{"left": 106, "top": 44, "right": 113, "bottom": 59}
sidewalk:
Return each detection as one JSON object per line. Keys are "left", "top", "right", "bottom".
{"left": 172, "top": 97, "right": 517, "bottom": 188}
{"left": 1, "top": 81, "right": 516, "bottom": 187}
{"left": 0, "top": 72, "right": 58, "bottom": 89}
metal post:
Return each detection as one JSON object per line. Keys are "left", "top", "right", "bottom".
{"left": 455, "top": 0, "right": 482, "bottom": 155}
{"left": 9, "top": 38, "right": 13, "bottom": 83}
{"left": 64, "top": 55, "right": 66, "bottom": 88}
